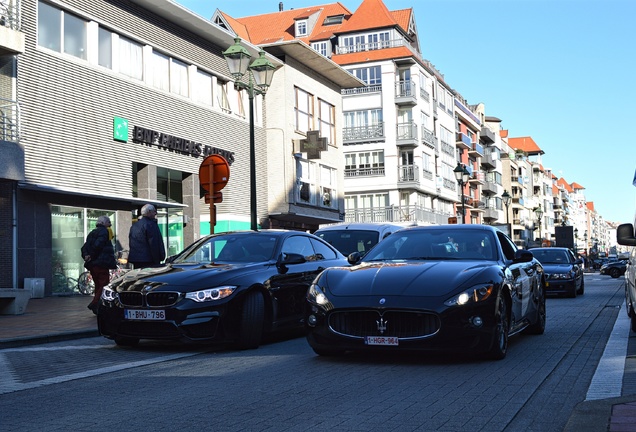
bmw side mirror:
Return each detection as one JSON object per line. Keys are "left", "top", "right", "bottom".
{"left": 514, "top": 250, "right": 534, "bottom": 263}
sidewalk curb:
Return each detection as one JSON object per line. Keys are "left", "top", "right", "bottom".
{"left": 563, "top": 395, "right": 636, "bottom": 432}
{"left": 0, "top": 330, "right": 99, "bottom": 349}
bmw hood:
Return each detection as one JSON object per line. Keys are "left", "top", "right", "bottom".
{"left": 321, "top": 261, "right": 495, "bottom": 297}
{"left": 112, "top": 262, "right": 267, "bottom": 292}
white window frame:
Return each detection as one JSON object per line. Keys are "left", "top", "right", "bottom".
{"left": 318, "top": 98, "right": 336, "bottom": 146}
{"left": 296, "top": 19, "right": 308, "bottom": 37}
{"left": 295, "top": 87, "right": 314, "bottom": 133}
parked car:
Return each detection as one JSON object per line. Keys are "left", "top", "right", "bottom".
{"left": 305, "top": 225, "right": 546, "bottom": 360}
{"left": 97, "top": 230, "right": 349, "bottom": 348}
{"left": 600, "top": 260, "right": 627, "bottom": 278}
{"left": 314, "top": 222, "right": 406, "bottom": 257}
{"left": 617, "top": 223, "right": 636, "bottom": 333}
{"left": 530, "top": 247, "right": 584, "bottom": 297}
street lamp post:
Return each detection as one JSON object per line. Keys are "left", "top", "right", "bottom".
{"left": 502, "top": 190, "right": 511, "bottom": 227}
{"left": 223, "top": 38, "right": 277, "bottom": 231}
{"left": 453, "top": 163, "right": 471, "bottom": 224}
{"left": 534, "top": 204, "right": 543, "bottom": 246}
{"left": 574, "top": 228, "right": 579, "bottom": 255}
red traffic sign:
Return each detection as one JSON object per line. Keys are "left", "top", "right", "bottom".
{"left": 199, "top": 154, "right": 230, "bottom": 193}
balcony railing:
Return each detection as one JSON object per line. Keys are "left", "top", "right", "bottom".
{"left": 344, "top": 167, "right": 385, "bottom": 178}
{"left": 344, "top": 205, "right": 452, "bottom": 225}
{"left": 421, "top": 126, "right": 437, "bottom": 150}
{"left": 455, "top": 132, "right": 471, "bottom": 150}
{"left": 343, "top": 123, "right": 385, "bottom": 144}
{"left": 395, "top": 80, "right": 417, "bottom": 105}
{"left": 341, "top": 84, "right": 382, "bottom": 96}
{"left": 0, "top": 98, "right": 21, "bottom": 142}
{"left": 398, "top": 164, "right": 419, "bottom": 183}
{"left": 480, "top": 126, "right": 496, "bottom": 144}
{"left": 1, "top": 0, "right": 21, "bottom": 31}
{"left": 420, "top": 87, "right": 430, "bottom": 102}
{"left": 396, "top": 121, "right": 418, "bottom": 146}
{"left": 469, "top": 142, "right": 484, "bottom": 157}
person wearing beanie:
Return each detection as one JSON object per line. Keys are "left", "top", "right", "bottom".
{"left": 127, "top": 204, "right": 166, "bottom": 269}
{"left": 82, "top": 215, "right": 117, "bottom": 314}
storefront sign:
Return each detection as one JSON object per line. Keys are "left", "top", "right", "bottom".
{"left": 132, "top": 125, "right": 235, "bottom": 165}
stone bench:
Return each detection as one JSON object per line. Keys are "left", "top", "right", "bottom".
{"left": 0, "top": 289, "right": 31, "bottom": 315}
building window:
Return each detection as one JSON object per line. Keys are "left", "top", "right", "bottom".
{"left": 217, "top": 80, "right": 231, "bottom": 113}
{"left": 311, "top": 41, "right": 328, "bottom": 57}
{"left": 296, "top": 19, "right": 308, "bottom": 37}
{"left": 320, "top": 165, "right": 337, "bottom": 208}
{"left": 348, "top": 66, "right": 381, "bottom": 86}
{"left": 170, "top": 58, "right": 189, "bottom": 97}
{"left": 118, "top": 36, "right": 143, "bottom": 80}
{"left": 150, "top": 50, "right": 170, "bottom": 91}
{"left": 98, "top": 27, "right": 113, "bottom": 69}
{"left": 318, "top": 99, "right": 335, "bottom": 146}
{"left": 298, "top": 159, "right": 315, "bottom": 205}
{"left": 295, "top": 87, "right": 314, "bottom": 133}
{"left": 345, "top": 151, "right": 384, "bottom": 177}
{"left": 193, "top": 69, "right": 214, "bottom": 106}
{"left": 37, "top": 1, "right": 87, "bottom": 60}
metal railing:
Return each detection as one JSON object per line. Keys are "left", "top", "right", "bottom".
{"left": 343, "top": 123, "right": 385, "bottom": 143}
{"left": 344, "top": 205, "right": 452, "bottom": 225}
{"left": 344, "top": 167, "right": 385, "bottom": 177}
{"left": 0, "top": 0, "right": 21, "bottom": 30}
{"left": 0, "top": 98, "right": 20, "bottom": 142}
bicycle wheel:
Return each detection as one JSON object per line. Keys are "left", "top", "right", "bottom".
{"left": 78, "top": 271, "right": 95, "bottom": 295}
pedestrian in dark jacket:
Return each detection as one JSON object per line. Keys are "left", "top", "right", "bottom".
{"left": 83, "top": 215, "right": 117, "bottom": 314}
{"left": 128, "top": 203, "right": 166, "bottom": 269}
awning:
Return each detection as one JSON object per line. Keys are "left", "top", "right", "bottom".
{"left": 18, "top": 182, "right": 187, "bottom": 210}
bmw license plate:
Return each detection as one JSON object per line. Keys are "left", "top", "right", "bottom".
{"left": 365, "top": 336, "right": 398, "bottom": 346}
{"left": 124, "top": 309, "right": 165, "bottom": 320}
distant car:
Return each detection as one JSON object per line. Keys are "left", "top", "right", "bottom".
{"left": 97, "top": 230, "right": 349, "bottom": 348}
{"left": 306, "top": 224, "right": 546, "bottom": 360}
{"left": 314, "top": 222, "right": 406, "bottom": 257}
{"left": 600, "top": 260, "right": 627, "bottom": 278}
{"left": 530, "top": 247, "right": 584, "bottom": 298}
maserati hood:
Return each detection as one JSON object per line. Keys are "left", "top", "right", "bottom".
{"left": 322, "top": 260, "right": 494, "bottom": 298}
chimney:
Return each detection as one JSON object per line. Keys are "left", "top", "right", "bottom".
{"left": 279, "top": 2, "right": 284, "bottom": 11}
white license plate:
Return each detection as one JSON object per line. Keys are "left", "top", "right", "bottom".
{"left": 124, "top": 309, "right": 166, "bottom": 320}
{"left": 365, "top": 336, "right": 398, "bottom": 346}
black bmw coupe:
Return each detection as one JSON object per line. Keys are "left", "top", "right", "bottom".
{"left": 305, "top": 225, "right": 546, "bottom": 360}
{"left": 97, "top": 230, "right": 348, "bottom": 348}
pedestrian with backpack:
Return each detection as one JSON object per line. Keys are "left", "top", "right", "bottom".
{"left": 82, "top": 215, "right": 117, "bottom": 314}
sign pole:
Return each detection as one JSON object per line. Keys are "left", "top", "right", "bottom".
{"left": 209, "top": 162, "right": 215, "bottom": 234}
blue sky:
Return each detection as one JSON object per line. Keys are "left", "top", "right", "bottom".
{"left": 176, "top": 0, "right": 636, "bottom": 224}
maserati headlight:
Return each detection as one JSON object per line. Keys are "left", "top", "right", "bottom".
{"left": 307, "top": 282, "right": 333, "bottom": 310}
{"left": 444, "top": 285, "right": 494, "bottom": 307}
{"left": 186, "top": 286, "right": 236, "bottom": 302}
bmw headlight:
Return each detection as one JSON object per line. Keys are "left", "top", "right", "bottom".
{"left": 185, "top": 286, "right": 236, "bottom": 302}
{"left": 101, "top": 286, "right": 117, "bottom": 302}
{"left": 444, "top": 285, "right": 494, "bottom": 307}
{"left": 307, "top": 282, "right": 333, "bottom": 310}
{"left": 551, "top": 272, "right": 573, "bottom": 280}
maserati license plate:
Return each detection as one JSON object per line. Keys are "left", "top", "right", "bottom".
{"left": 124, "top": 309, "right": 166, "bottom": 320}
{"left": 365, "top": 336, "right": 398, "bottom": 346}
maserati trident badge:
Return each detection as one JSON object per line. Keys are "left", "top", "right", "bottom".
{"left": 376, "top": 317, "right": 388, "bottom": 335}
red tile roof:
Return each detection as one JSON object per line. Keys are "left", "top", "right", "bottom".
{"left": 508, "top": 136, "right": 543, "bottom": 155}
{"left": 221, "top": 3, "right": 352, "bottom": 46}
{"left": 557, "top": 177, "right": 574, "bottom": 193}
{"left": 338, "top": 0, "right": 399, "bottom": 33}
{"left": 571, "top": 182, "right": 585, "bottom": 190}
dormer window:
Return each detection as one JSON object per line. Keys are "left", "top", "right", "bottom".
{"left": 296, "top": 19, "right": 308, "bottom": 37}
{"left": 323, "top": 15, "right": 344, "bottom": 25}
